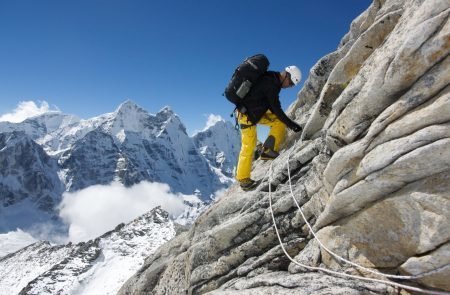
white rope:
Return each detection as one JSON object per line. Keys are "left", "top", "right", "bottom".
{"left": 266, "top": 147, "right": 450, "bottom": 295}
{"left": 285, "top": 141, "right": 449, "bottom": 280}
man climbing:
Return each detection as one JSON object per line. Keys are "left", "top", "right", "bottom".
{"left": 236, "top": 66, "right": 302, "bottom": 191}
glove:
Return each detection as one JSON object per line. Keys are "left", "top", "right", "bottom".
{"left": 289, "top": 122, "right": 302, "bottom": 133}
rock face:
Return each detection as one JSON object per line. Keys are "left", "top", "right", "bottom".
{"left": 119, "top": 0, "right": 450, "bottom": 294}
{"left": 0, "top": 132, "right": 64, "bottom": 232}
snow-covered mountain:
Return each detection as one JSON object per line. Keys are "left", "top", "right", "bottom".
{"left": 0, "top": 207, "right": 176, "bottom": 295}
{"left": 193, "top": 119, "right": 240, "bottom": 180}
{"left": 0, "top": 112, "right": 79, "bottom": 142}
{"left": 0, "top": 100, "right": 240, "bottom": 234}
{"left": 0, "top": 131, "right": 65, "bottom": 235}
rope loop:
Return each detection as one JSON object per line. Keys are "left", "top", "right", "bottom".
{"left": 264, "top": 139, "right": 450, "bottom": 295}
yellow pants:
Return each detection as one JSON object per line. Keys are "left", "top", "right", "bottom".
{"left": 236, "top": 111, "right": 286, "bottom": 181}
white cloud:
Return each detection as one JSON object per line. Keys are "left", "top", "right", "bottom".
{"left": 0, "top": 100, "right": 60, "bottom": 123}
{"left": 58, "top": 181, "right": 186, "bottom": 243}
{"left": 0, "top": 229, "right": 37, "bottom": 257}
{"left": 191, "top": 114, "right": 225, "bottom": 136}
{"left": 204, "top": 114, "right": 224, "bottom": 130}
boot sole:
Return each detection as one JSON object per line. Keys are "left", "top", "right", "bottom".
{"left": 240, "top": 179, "right": 261, "bottom": 191}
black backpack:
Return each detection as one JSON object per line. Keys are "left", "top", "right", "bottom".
{"left": 224, "top": 54, "right": 270, "bottom": 113}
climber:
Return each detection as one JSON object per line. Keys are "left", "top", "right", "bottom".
{"left": 237, "top": 65, "right": 303, "bottom": 191}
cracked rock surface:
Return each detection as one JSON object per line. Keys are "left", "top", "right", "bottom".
{"left": 119, "top": 0, "right": 450, "bottom": 293}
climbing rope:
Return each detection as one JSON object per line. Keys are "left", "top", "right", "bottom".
{"left": 285, "top": 141, "right": 449, "bottom": 281}
{"left": 266, "top": 140, "right": 450, "bottom": 295}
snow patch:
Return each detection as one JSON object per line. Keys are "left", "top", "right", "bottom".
{"left": 115, "top": 129, "right": 126, "bottom": 143}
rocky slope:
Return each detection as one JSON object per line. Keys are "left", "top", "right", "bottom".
{"left": 119, "top": 0, "right": 450, "bottom": 294}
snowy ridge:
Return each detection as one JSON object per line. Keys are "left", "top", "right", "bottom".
{"left": 0, "top": 229, "right": 37, "bottom": 258}
{"left": 0, "top": 112, "right": 79, "bottom": 142}
{"left": 0, "top": 207, "right": 176, "bottom": 295}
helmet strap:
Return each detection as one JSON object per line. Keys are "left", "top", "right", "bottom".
{"left": 280, "top": 72, "right": 293, "bottom": 87}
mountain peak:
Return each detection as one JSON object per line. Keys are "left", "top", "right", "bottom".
{"left": 200, "top": 115, "right": 227, "bottom": 133}
{"left": 155, "top": 106, "right": 178, "bottom": 125}
{"left": 92, "top": 100, "right": 152, "bottom": 137}
{"left": 193, "top": 119, "right": 234, "bottom": 138}
{"left": 206, "top": 119, "right": 227, "bottom": 130}
{"left": 115, "top": 100, "right": 143, "bottom": 114}
{"left": 157, "top": 106, "right": 174, "bottom": 116}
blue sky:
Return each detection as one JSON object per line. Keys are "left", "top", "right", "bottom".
{"left": 0, "top": 0, "right": 371, "bottom": 135}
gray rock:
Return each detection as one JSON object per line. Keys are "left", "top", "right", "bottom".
{"left": 119, "top": 0, "right": 450, "bottom": 294}
{"left": 207, "top": 271, "right": 395, "bottom": 295}
{"left": 400, "top": 242, "right": 450, "bottom": 290}
{"left": 288, "top": 239, "right": 321, "bottom": 273}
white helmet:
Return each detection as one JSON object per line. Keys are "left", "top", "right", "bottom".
{"left": 285, "top": 65, "right": 301, "bottom": 85}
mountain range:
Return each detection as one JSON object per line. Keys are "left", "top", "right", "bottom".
{"left": 0, "top": 100, "right": 240, "bottom": 235}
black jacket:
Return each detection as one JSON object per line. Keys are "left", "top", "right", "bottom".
{"left": 242, "top": 71, "right": 297, "bottom": 129}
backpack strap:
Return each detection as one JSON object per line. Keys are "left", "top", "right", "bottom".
{"left": 230, "top": 107, "right": 239, "bottom": 130}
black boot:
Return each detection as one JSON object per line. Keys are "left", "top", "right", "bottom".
{"left": 260, "top": 149, "right": 279, "bottom": 160}
{"left": 239, "top": 178, "right": 259, "bottom": 191}
{"left": 261, "top": 135, "right": 279, "bottom": 160}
